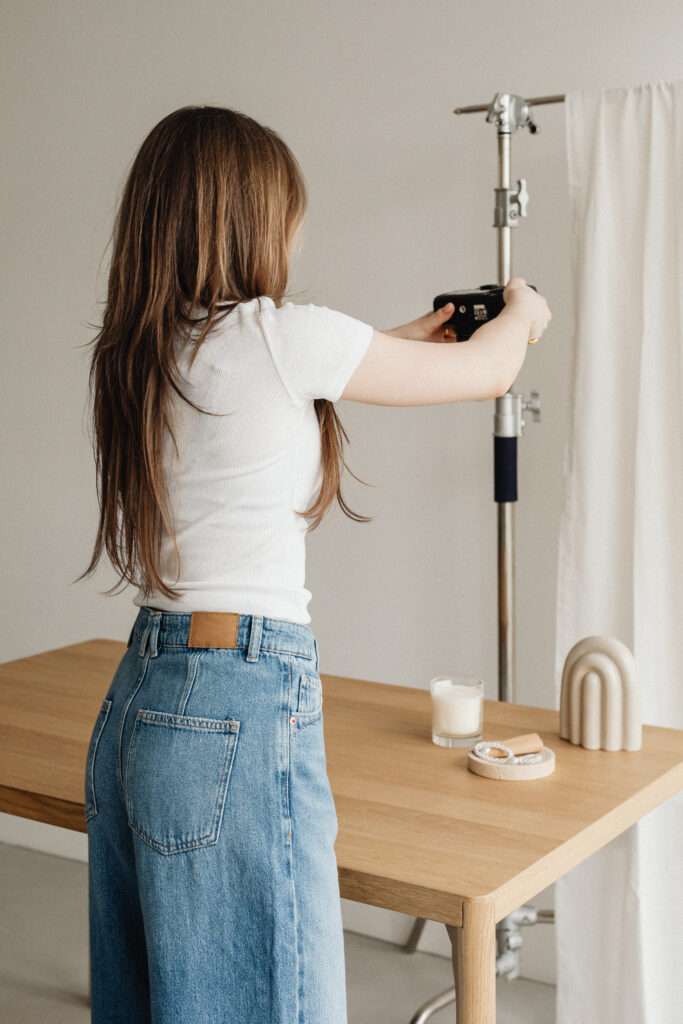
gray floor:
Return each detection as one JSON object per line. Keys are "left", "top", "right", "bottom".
{"left": 0, "top": 843, "right": 555, "bottom": 1022}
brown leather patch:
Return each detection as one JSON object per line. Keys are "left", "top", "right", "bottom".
{"left": 188, "top": 612, "right": 240, "bottom": 649}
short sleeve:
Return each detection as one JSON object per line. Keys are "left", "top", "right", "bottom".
{"left": 258, "top": 301, "right": 374, "bottom": 405}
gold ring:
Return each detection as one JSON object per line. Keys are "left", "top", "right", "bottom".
{"left": 528, "top": 337, "right": 540, "bottom": 345}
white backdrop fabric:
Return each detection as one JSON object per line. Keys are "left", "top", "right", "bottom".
{"left": 556, "top": 81, "right": 683, "bottom": 1024}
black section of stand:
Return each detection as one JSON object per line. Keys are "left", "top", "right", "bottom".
{"left": 494, "top": 436, "right": 518, "bottom": 503}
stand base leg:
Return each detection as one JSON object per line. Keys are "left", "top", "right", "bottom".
{"left": 404, "top": 916, "right": 428, "bottom": 953}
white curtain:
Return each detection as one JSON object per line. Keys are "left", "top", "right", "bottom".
{"left": 555, "top": 81, "right": 683, "bottom": 1024}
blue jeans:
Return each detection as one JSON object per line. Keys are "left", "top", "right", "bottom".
{"left": 85, "top": 606, "right": 346, "bottom": 1023}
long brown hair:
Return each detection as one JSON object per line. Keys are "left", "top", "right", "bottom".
{"left": 77, "top": 105, "right": 370, "bottom": 602}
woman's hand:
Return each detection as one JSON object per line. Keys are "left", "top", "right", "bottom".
{"left": 502, "top": 277, "right": 552, "bottom": 342}
{"left": 382, "top": 303, "right": 457, "bottom": 342}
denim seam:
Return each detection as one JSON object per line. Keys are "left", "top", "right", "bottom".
{"left": 282, "top": 656, "right": 301, "bottom": 1023}
{"left": 117, "top": 655, "right": 152, "bottom": 797}
{"left": 85, "top": 698, "right": 112, "bottom": 822}
{"left": 284, "top": 657, "right": 294, "bottom": 827}
{"left": 294, "top": 839, "right": 305, "bottom": 1024}
{"left": 177, "top": 652, "right": 202, "bottom": 716}
{"left": 136, "top": 709, "right": 240, "bottom": 731}
{"left": 154, "top": 642, "right": 314, "bottom": 660}
{"left": 212, "top": 719, "right": 241, "bottom": 849}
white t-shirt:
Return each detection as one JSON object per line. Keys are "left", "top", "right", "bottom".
{"left": 132, "top": 296, "right": 374, "bottom": 624}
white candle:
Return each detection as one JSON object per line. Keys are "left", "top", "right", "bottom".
{"left": 430, "top": 676, "right": 483, "bottom": 747}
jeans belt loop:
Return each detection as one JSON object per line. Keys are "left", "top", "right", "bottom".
{"left": 137, "top": 619, "right": 151, "bottom": 659}
{"left": 246, "top": 615, "right": 264, "bottom": 663}
{"left": 147, "top": 612, "right": 161, "bottom": 658}
{"left": 138, "top": 609, "right": 161, "bottom": 659}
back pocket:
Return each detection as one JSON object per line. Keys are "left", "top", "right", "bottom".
{"left": 125, "top": 708, "right": 240, "bottom": 855}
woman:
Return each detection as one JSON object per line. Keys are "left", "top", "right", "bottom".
{"left": 80, "top": 105, "right": 551, "bottom": 1024}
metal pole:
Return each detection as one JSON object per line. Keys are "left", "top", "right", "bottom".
{"left": 497, "top": 130, "right": 512, "bottom": 281}
{"left": 454, "top": 90, "right": 556, "bottom": 703}
{"left": 495, "top": 127, "right": 515, "bottom": 703}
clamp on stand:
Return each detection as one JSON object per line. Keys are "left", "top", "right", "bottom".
{"left": 494, "top": 176, "right": 529, "bottom": 229}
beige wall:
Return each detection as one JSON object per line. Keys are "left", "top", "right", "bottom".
{"left": 3, "top": 0, "right": 682, "bottom": 981}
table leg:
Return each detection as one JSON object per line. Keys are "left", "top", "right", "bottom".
{"left": 446, "top": 900, "right": 496, "bottom": 1024}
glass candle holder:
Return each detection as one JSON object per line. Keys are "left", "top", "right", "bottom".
{"left": 430, "top": 675, "right": 484, "bottom": 748}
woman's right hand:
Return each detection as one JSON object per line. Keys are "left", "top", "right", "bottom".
{"left": 503, "top": 276, "right": 552, "bottom": 342}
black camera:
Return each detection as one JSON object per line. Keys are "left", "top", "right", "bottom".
{"left": 433, "top": 283, "right": 537, "bottom": 341}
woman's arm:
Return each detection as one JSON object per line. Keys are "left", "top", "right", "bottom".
{"left": 341, "top": 279, "right": 551, "bottom": 407}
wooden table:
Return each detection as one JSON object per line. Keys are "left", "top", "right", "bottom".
{"left": 2, "top": 639, "right": 683, "bottom": 1023}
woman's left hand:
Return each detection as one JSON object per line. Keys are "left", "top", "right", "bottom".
{"left": 382, "top": 302, "right": 456, "bottom": 342}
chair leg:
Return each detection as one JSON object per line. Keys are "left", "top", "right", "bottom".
{"left": 403, "top": 916, "right": 428, "bottom": 953}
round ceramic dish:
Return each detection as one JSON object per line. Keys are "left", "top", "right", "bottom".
{"left": 467, "top": 745, "right": 556, "bottom": 780}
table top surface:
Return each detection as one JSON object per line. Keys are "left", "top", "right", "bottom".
{"left": 2, "top": 639, "right": 683, "bottom": 926}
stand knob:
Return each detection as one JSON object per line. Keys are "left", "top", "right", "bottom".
{"left": 511, "top": 178, "right": 529, "bottom": 221}
{"left": 521, "top": 389, "right": 541, "bottom": 426}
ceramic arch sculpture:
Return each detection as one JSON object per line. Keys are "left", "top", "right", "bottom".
{"left": 560, "top": 636, "right": 642, "bottom": 751}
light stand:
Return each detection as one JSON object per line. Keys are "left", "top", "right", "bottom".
{"left": 460, "top": 91, "right": 549, "bottom": 704}
{"left": 406, "top": 91, "right": 564, "bottom": 1023}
